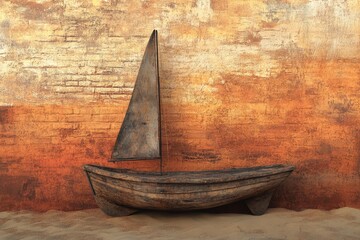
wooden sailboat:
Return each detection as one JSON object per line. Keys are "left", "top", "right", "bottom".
{"left": 83, "top": 30, "right": 295, "bottom": 216}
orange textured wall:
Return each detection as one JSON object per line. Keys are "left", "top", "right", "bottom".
{"left": 0, "top": 0, "right": 359, "bottom": 211}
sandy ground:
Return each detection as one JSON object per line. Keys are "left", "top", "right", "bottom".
{"left": 0, "top": 208, "right": 359, "bottom": 240}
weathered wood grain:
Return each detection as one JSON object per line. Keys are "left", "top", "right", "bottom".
{"left": 84, "top": 164, "right": 294, "bottom": 215}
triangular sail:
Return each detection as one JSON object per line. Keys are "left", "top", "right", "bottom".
{"left": 110, "top": 30, "right": 161, "bottom": 161}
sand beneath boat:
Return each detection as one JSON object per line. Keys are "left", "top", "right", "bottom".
{"left": 0, "top": 208, "right": 359, "bottom": 240}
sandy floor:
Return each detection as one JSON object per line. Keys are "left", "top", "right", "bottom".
{"left": 0, "top": 208, "right": 359, "bottom": 240}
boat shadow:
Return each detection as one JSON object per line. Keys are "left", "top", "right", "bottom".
{"left": 139, "top": 201, "right": 252, "bottom": 216}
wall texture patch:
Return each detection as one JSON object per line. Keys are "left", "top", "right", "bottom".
{"left": 0, "top": 0, "right": 359, "bottom": 211}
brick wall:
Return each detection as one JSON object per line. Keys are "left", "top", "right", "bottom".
{"left": 0, "top": 0, "right": 359, "bottom": 211}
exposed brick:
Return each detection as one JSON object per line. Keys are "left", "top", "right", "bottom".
{"left": 91, "top": 114, "right": 120, "bottom": 122}
{"left": 78, "top": 81, "right": 92, "bottom": 86}
{"left": 65, "top": 115, "right": 89, "bottom": 122}
{"left": 54, "top": 86, "right": 84, "bottom": 93}
{"left": 91, "top": 81, "right": 114, "bottom": 87}
{"left": 80, "top": 122, "right": 111, "bottom": 130}
{"left": 65, "top": 81, "right": 79, "bottom": 86}
{"left": 94, "top": 87, "right": 121, "bottom": 94}
{"left": 52, "top": 122, "right": 80, "bottom": 129}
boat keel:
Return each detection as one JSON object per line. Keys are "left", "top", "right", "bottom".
{"left": 94, "top": 195, "right": 138, "bottom": 217}
{"left": 245, "top": 190, "right": 274, "bottom": 216}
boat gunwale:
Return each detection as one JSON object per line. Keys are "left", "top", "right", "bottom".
{"left": 89, "top": 171, "right": 289, "bottom": 195}
{"left": 83, "top": 164, "right": 295, "bottom": 184}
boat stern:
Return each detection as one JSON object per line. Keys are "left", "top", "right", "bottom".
{"left": 83, "top": 164, "right": 96, "bottom": 195}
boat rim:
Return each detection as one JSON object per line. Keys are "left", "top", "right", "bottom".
{"left": 84, "top": 164, "right": 295, "bottom": 184}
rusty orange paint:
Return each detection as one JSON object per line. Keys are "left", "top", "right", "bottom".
{"left": 1, "top": 88, "right": 360, "bottom": 211}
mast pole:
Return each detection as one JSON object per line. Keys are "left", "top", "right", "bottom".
{"left": 155, "top": 30, "right": 163, "bottom": 175}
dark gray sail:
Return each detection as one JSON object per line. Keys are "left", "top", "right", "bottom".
{"left": 110, "top": 30, "right": 161, "bottom": 161}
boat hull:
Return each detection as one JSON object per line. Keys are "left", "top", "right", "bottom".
{"left": 84, "top": 164, "right": 294, "bottom": 216}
